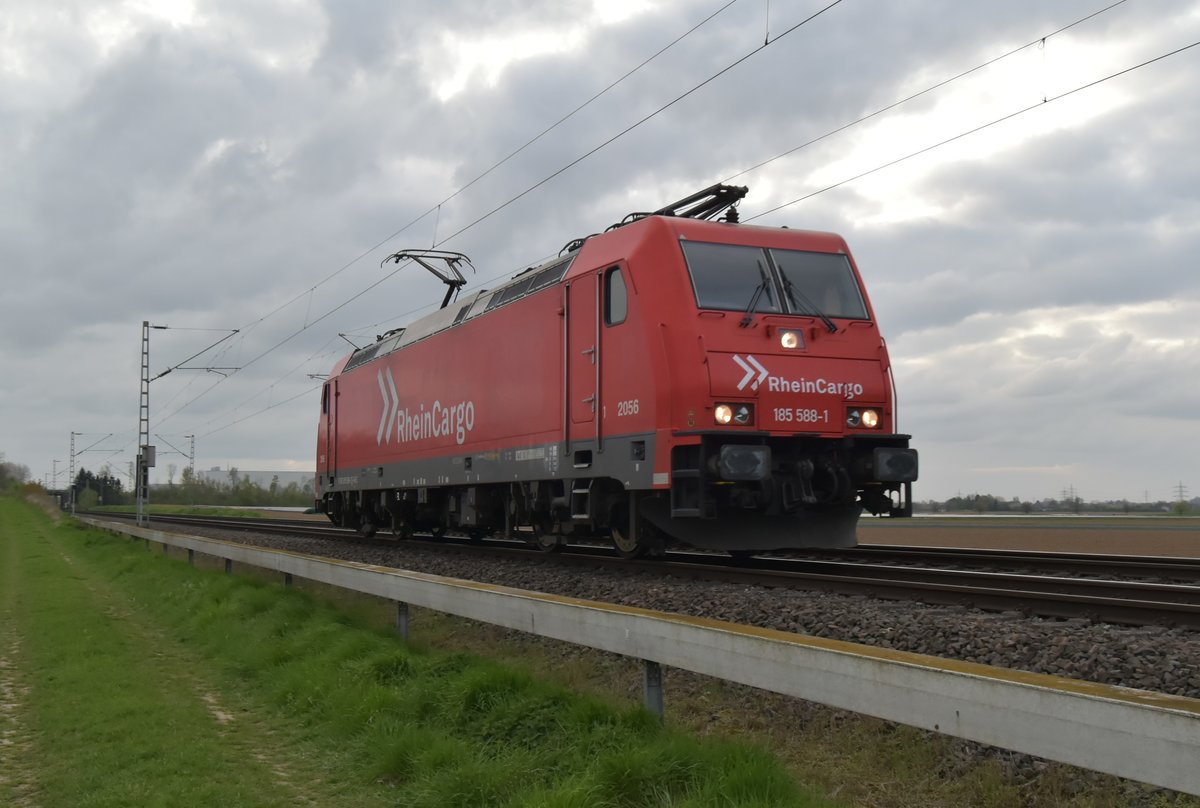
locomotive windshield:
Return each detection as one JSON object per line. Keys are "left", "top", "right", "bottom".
{"left": 771, "top": 248, "right": 868, "bottom": 320}
{"left": 680, "top": 242, "right": 782, "bottom": 313}
{"left": 680, "top": 241, "right": 868, "bottom": 320}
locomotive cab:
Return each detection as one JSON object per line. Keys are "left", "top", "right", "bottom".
{"left": 625, "top": 221, "right": 917, "bottom": 550}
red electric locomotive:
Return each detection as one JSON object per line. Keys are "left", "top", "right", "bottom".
{"left": 315, "top": 184, "right": 917, "bottom": 556}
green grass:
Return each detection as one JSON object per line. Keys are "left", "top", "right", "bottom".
{"left": 0, "top": 496, "right": 837, "bottom": 808}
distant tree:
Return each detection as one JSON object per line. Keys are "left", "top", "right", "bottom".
{"left": 167, "top": 463, "right": 177, "bottom": 486}
{"left": 0, "top": 452, "right": 31, "bottom": 490}
{"left": 70, "top": 468, "right": 125, "bottom": 506}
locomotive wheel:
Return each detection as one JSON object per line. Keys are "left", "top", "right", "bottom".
{"left": 390, "top": 515, "right": 413, "bottom": 540}
{"left": 530, "top": 531, "right": 562, "bottom": 552}
{"left": 610, "top": 522, "right": 645, "bottom": 559}
{"left": 610, "top": 500, "right": 664, "bottom": 559}
{"left": 528, "top": 513, "right": 561, "bottom": 553}
{"left": 609, "top": 502, "right": 648, "bottom": 559}
{"left": 430, "top": 524, "right": 447, "bottom": 539}
{"left": 358, "top": 518, "right": 377, "bottom": 539}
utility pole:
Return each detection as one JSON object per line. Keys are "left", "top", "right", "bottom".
{"left": 136, "top": 321, "right": 156, "bottom": 526}
{"left": 135, "top": 322, "right": 239, "bottom": 526}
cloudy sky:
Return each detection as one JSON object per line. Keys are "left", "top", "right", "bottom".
{"left": 2, "top": 0, "right": 1197, "bottom": 503}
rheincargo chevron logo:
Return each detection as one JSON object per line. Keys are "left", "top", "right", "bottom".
{"left": 376, "top": 366, "right": 477, "bottom": 446}
{"left": 733, "top": 354, "right": 769, "bottom": 391}
{"left": 377, "top": 367, "right": 399, "bottom": 444}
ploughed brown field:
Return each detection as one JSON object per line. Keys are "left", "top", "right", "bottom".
{"left": 262, "top": 508, "right": 1200, "bottom": 557}
{"left": 859, "top": 516, "right": 1200, "bottom": 557}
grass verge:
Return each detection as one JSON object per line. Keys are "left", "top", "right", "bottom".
{"left": 0, "top": 496, "right": 836, "bottom": 808}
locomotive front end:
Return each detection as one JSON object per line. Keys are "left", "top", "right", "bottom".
{"left": 645, "top": 226, "right": 918, "bottom": 551}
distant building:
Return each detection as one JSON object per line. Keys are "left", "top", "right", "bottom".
{"left": 195, "top": 467, "right": 315, "bottom": 492}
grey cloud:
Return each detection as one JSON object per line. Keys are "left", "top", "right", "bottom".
{"left": 2, "top": 0, "right": 1197, "bottom": 499}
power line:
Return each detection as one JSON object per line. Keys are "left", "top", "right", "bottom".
{"left": 430, "top": 0, "right": 847, "bottom": 249}
{"left": 192, "top": 337, "right": 344, "bottom": 435}
{"left": 723, "top": 0, "right": 1133, "bottom": 185}
{"left": 438, "top": 0, "right": 744, "bottom": 210}
{"left": 158, "top": 335, "right": 343, "bottom": 433}
{"left": 153, "top": 0, "right": 847, "bottom": 434}
{"left": 220, "top": 0, "right": 744, "bottom": 348}
{"left": 200, "top": 384, "right": 323, "bottom": 438}
{"left": 256, "top": 0, "right": 845, "bottom": 352}
{"left": 746, "top": 39, "right": 1200, "bottom": 221}
{"left": 344, "top": 0, "right": 1139, "bottom": 340}
{"left": 162, "top": 4, "right": 1191, "bottom": 447}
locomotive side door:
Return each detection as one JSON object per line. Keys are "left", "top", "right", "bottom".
{"left": 565, "top": 274, "right": 599, "bottom": 443}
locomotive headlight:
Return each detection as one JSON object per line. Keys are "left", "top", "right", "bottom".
{"left": 780, "top": 329, "right": 802, "bottom": 350}
{"left": 847, "top": 409, "right": 881, "bottom": 429}
{"left": 714, "top": 403, "right": 754, "bottom": 426}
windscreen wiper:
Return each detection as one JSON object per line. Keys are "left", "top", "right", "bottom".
{"left": 740, "top": 279, "right": 767, "bottom": 328}
{"left": 780, "top": 271, "right": 838, "bottom": 333}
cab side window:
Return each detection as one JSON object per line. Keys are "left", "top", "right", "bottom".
{"left": 604, "top": 267, "right": 627, "bottom": 326}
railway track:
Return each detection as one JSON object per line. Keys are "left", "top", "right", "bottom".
{"left": 87, "top": 511, "right": 1200, "bottom": 629}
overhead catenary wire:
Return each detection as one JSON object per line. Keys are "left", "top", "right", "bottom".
{"left": 196, "top": 338, "right": 346, "bottom": 435}
{"left": 339, "top": 0, "right": 1142, "bottom": 340}
{"left": 214, "top": 0, "right": 743, "bottom": 350}
{"left": 309, "top": 1, "right": 856, "bottom": 341}
{"left": 153, "top": 0, "right": 846, "bottom": 434}
{"left": 200, "top": 384, "right": 324, "bottom": 438}
{"left": 246, "top": 0, "right": 844, "bottom": 360}
{"left": 745, "top": 38, "right": 1200, "bottom": 221}
{"left": 166, "top": 3, "right": 1186, "bottom": 446}
{"left": 428, "top": 0, "right": 847, "bottom": 250}
{"left": 327, "top": 35, "right": 1200, "bottom": 385}
{"left": 722, "top": 0, "right": 1133, "bottom": 185}
{"left": 160, "top": 334, "right": 344, "bottom": 434}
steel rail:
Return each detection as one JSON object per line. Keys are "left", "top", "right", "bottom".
{"left": 88, "top": 512, "right": 1200, "bottom": 628}
{"left": 849, "top": 544, "right": 1200, "bottom": 580}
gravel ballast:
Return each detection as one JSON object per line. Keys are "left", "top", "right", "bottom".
{"left": 184, "top": 527, "right": 1200, "bottom": 700}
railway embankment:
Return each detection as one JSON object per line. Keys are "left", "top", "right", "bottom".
{"left": 0, "top": 497, "right": 832, "bottom": 808}
{"left": 73, "top": 508, "right": 1200, "bottom": 806}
